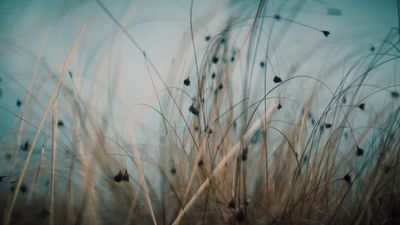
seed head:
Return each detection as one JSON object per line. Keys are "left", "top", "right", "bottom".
{"left": 57, "top": 120, "right": 64, "bottom": 127}
{"left": 358, "top": 103, "right": 365, "bottom": 110}
{"left": 212, "top": 56, "right": 219, "bottom": 64}
{"left": 322, "top": 30, "right": 330, "bottom": 37}
{"left": 273, "top": 14, "right": 281, "bottom": 20}
{"left": 189, "top": 104, "right": 199, "bottom": 116}
{"left": 20, "top": 183, "right": 28, "bottom": 193}
{"left": 370, "top": 46, "right": 375, "bottom": 52}
{"left": 344, "top": 173, "right": 351, "bottom": 183}
{"left": 184, "top": 77, "right": 190, "bottom": 86}
{"left": 21, "top": 141, "right": 30, "bottom": 152}
{"left": 356, "top": 145, "right": 364, "bottom": 157}
{"left": 319, "top": 124, "right": 325, "bottom": 133}
{"left": 273, "top": 76, "right": 282, "bottom": 83}
{"left": 113, "top": 170, "right": 123, "bottom": 183}
{"left": 122, "top": 169, "right": 129, "bottom": 182}
{"left": 241, "top": 147, "right": 248, "bottom": 161}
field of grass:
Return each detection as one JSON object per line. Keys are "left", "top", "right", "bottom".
{"left": 0, "top": 0, "right": 399, "bottom": 224}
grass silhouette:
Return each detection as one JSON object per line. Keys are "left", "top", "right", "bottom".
{"left": 0, "top": 0, "right": 399, "bottom": 225}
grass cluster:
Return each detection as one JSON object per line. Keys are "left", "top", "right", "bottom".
{"left": 0, "top": 0, "right": 399, "bottom": 224}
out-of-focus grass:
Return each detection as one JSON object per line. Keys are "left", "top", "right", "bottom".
{"left": 0, "top": 0, "right": 399, "bottom": 225}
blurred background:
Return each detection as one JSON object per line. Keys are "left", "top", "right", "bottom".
{"left": 0, "top": 0, "right": 397, "bottom": 148}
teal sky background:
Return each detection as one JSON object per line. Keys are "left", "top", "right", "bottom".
{"left": 0, "top": 0, "right": 398, "bottom": 144}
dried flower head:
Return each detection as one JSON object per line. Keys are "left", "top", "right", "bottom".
{"left": 356, "top": 145, "right": 364, "bottom": 157}
{"left": 344, "top": 173, "right": 351, "bottom": 183}
{"left": 113, "top": 170, "right": 123, "bottom": 183}
{"left": 189, "top": 104, "right": 199, "bottom": 115}
{"left": 273, "top": 76, "right": 282, "bottom": 83}
{"left": 184, "top": 77, "right": 190, "bottom": 86}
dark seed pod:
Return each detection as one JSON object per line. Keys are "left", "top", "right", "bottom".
{"left": 273, "top": 14, "right": 281, "bottom": 20}
{"left": 16, "top": 99, "right": 22, "bottom": 107}
{"left": 113, "top": 170, "right": 123, "bottom": 183}
{"left": 204, "top": 35, "right": 210, "bottom": 42}
{"left": 170, "top": 167, "right": 176, "bottom": 174}
{"left": 122, "top": 169, "right": 129, "bottom": 182}
{"left": 21, "top": 141, "right": 30, "bottom": 152}
{"left": 370, "top": 46, "right": 375, "bottom": 52}
{"left": 198, "top": 159, "right": 204, "bottom": 167}
{"left": 241, "top": 147, "right": 248, "bottom": 161}
{"left": 57, "top": 120, "right": 64, "bottom": 127}
{"left": 358, "top": 103, "right": 365, "bottom": 110}
{"left": 303, "top": 155, "right": 308, "bottom": 163}
{"left": 189, "top": 104, "right": 199, "bottom": 116}
{"left": 322, "top": 30, "right": 330, "bottom": 37}
{"left": 391, "top": 91, "right": 398, "bottom": 98}
{"left": 319, "top": 125, "right": 325, "bottom": 133}
{"left": 241, "top": 153, "right": 247, "bottom": 161}
{"left": 325, "top": 123, "right": 332, "bottom": 129}
{"left": 273, "top": 76, "right": 282, "bottom": 83}
{"left": 212, "top": 56, "right": 219, "bottom": 64}
{"left": 20, "top": 183, "right": 28, "bottom": 193}
{"left": 183, "top": 77, "right": 190, "bottom": 86}
{"left": 344, "top": 174, "right": 351, "bottom": 183}
{"left": 277, "top": 103, "right": 282, "bottom": 110}
{"left": 356, "top": 145, "right": 364, "bottom": 157}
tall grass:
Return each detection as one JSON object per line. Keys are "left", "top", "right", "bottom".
{"left": 0, "top": 0, "right": 399, "bottom": 224}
